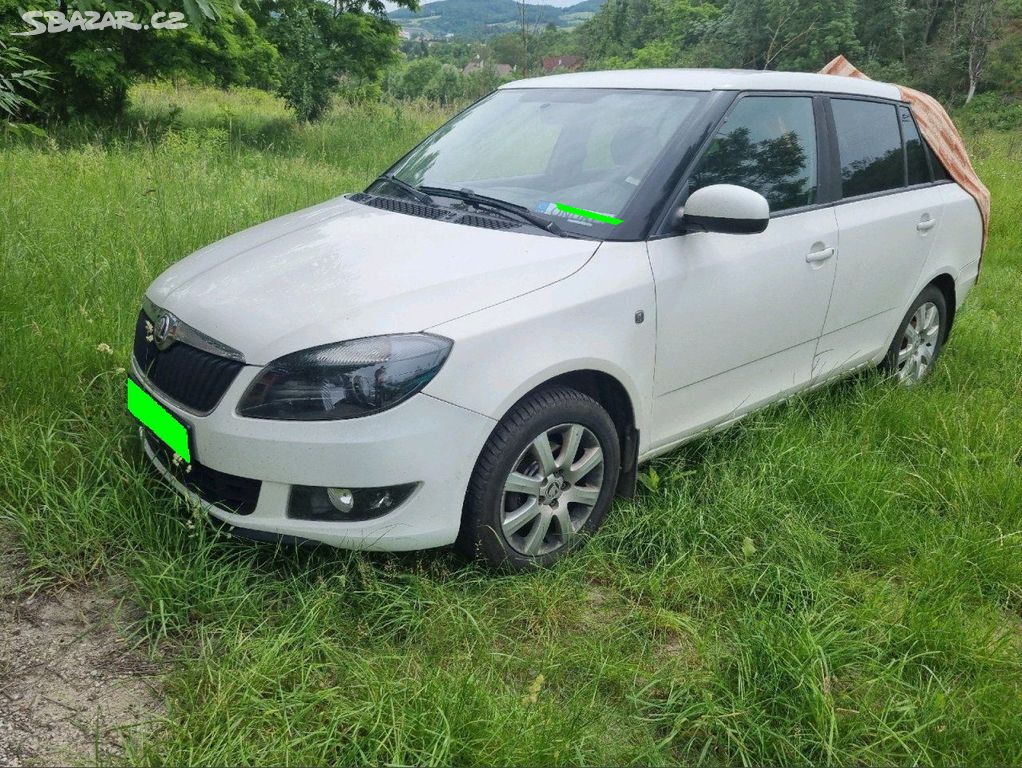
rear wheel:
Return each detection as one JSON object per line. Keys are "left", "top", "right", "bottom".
{"left": 881, "top": 285, "right": 947, "bottom": 386}
{"left": 458, "top": 386, "right": 620, "bottom": 570}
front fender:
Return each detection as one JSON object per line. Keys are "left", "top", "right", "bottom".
{"left": 423, "top": 242, "right": 657, "bottom": 454}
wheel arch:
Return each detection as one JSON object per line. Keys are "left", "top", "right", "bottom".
{"left": 927, "top": 273, "right": 957, "bottom": 341}
{"left": 484, "top": 368, "right": 641, "bottom": 500}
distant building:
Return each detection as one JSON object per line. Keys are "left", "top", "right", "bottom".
{"left": 542, "top": 55, "right": 584, "bottom": 73}
{"left": 397, "top": 28, "right": 411, "bottom": 41}
{"left": 463, "top": 62, "right": 515, "bottom": 77}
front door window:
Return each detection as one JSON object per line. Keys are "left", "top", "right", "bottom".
{"left": 688, "top": 95, "right": 819, "bottom": 212}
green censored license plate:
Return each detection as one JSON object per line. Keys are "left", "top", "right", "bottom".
{"left": 126, "top": 378, "right": 192, "bottom": 463}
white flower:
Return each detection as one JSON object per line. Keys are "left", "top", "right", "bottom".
{"left": 96, "top": 343, "right": 113, "bottom": 355}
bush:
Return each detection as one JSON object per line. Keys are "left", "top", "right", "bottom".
{"left": 954, "top": 93, "right": 1022, "bottom": 132}
{"left": 385, "top": 59, "right": 510, "bottom": 105}
{"left": 338, "top": 79, "right": 384, "bottom": 106}
{"left": 387, "top": 58, "right": 443, "bottom": 100}
{"left": 423, "top": 64, "right": 463, "bottom": 105}
{"left": 462, "top": 65, "right": 509, "bottom": 101}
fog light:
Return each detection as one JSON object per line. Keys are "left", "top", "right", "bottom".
{"left": 288, "top": 483, "right": 418, "bottom": 522}
{"left": 327, "top": 487, "right": 355, "bottom": 514}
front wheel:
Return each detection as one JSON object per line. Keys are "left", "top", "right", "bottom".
{"left": 458, "top": 386, "right": 620, "bottom": 571}
{"left": 881, "top": 285, "right": 947, "bottom": 385}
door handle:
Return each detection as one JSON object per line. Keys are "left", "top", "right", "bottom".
{"left": 917, "top": 215, "right": 937, "bottom": 232}
{"left": 806, "top": 247, "right": 835, "bottom": 264}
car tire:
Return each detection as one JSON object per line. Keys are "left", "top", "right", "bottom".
{"left": 880, "top": 284, "right": 948, "bottom": 385}
{"left": 458, "top": 386, "right": 621, "bottom": 571}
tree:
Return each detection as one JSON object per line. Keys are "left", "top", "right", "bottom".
{"left": 959, "top": 0, "right": 1001, "bottom": 102}
{"left": 2, "top": 0, "right": 417, "bottom": 119}
{"left": 516, "top": 0, "right": 543, "bottom": 75}
{"left": 982, "top": 2, "right": 1022, "bottom": 98}
{"left": 269, "top": 8, "right": 333, "bottom": 120}
{"left": 855, "top": 0, "right": 909, "bottom": 63}
{"left": 0, "top": 38, "right": 50, "bottom": 134}
{"left": 579, "top": 0, "right": 722, "bottom": 68}
{"left": 490, "top": 32, "right": 527, "bottom": 70}
{"left": 714, "top": 0, "right": 861, "bottom": 70}
{"left": 572, "top": 0, "right": 1020, "bottom": 103}
{"left": 141, "top": 12, "right": 279, "bottom": 91}
{"left": 254, "top": 0, "right": 418, "bottom": 119}
{"left": 4, "top": 0, "right": 276, "bottom": 118}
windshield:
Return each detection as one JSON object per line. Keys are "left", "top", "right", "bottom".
{"left": 387, "top": 88, "right": 709, "bottom": 237}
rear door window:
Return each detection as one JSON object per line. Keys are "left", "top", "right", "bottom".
{"left": 688, "top": 95, "right": 818, "bottom": 213}
{"left": 832, "top": 98, "right": 905, "bottom": 198}
{"left": 900, "top": 106, "right": 931, "bottom": 186}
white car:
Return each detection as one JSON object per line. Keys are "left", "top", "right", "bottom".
{"left": 129, "top": 69, "right": 984, "bottom": 569}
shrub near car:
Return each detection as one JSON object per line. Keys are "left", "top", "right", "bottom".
{"left": 129, "top": 69, "right": 984, "bottom": 569}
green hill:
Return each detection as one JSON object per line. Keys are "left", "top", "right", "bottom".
{"left": 390, "top": 0, "right": 605, "bottom": 39}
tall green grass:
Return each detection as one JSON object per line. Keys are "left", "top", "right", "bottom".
{"left": 1, "top": 85, "right": 1020, "bottom": 765}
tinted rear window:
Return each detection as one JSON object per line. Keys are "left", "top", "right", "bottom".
{"left": 832, "top": 98, "right": 905, "bottom": 198}
{"left": 900, "top": 106, "right": 931, "bottom": 186}
{"left": 927, "top": 142, "right": 951, "bottom": 181}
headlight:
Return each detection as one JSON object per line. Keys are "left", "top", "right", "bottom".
{"left": 237, "top": 334, "right": 453, "bottom": 421}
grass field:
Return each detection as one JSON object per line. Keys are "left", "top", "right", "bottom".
{"left": 1, "top": 83, "right": 1021, "bottom": 765}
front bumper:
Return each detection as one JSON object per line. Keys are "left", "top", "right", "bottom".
{"left": 134, "top": 361, "right": 496, "bottom": 551}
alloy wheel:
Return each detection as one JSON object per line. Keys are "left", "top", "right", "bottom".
{"left": 500, "top": 423, "right": 605, "bottom": 557}
{"left": 896, "top": 301, "right": 941, "bottom": 384}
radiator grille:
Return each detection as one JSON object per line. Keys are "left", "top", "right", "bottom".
{"left": 132, "top": 311, "right": 243, "bottom": 413}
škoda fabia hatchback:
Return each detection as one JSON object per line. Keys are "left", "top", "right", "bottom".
{"left": 128, "top": 69, "right": 984, "bottom": 569}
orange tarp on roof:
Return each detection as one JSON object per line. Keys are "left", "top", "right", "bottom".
{"left": 820, "top": 55, "right": 990, "bottom": 252}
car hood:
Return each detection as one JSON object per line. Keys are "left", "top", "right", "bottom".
{"left": 147, "top": 195, "right": 600, "bottom": 365}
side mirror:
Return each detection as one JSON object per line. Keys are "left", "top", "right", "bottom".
{"left": 676, "top": 184, "right": 770, "bottom": 235}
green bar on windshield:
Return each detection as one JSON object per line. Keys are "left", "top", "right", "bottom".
{"left": 126, "top": 378, "right": 191, "bottom": 463}
{"left": 555, "top": 203, "right": 623, "bottom": 226}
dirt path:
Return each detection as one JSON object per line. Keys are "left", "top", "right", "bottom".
{"left": 0, "top": 555, "right": 163, "bottom": 766}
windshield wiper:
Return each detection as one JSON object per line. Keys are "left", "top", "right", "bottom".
{"left": 419, "top": 186, "right": 575, "bottom": 238}
{"left": 375, "top": 174, "right": 436, "bottom": 206}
